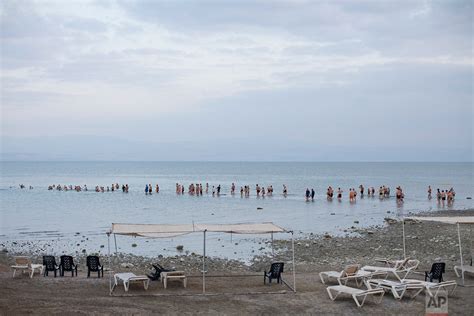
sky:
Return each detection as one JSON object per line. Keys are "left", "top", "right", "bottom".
{"left": 1, "top": 0, "right": 473, "bottom": 161}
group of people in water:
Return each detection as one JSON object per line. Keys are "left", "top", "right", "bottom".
{"left": 171, "top": 183, "right": 410, "bottom": 203}
{"left": 47, "top": 183, "right": 130, "bottom": 193}
{"left": 427, "top": 186, "right": 456, "bottom": 205}
{"left": 43, "top": 182, "right": 456, "bottom": 205}
{"left": 174, "top": 183, "right": 278, "bottom": 197}
{"left": 305, "top": 185, "right": 405, "bottom": 202}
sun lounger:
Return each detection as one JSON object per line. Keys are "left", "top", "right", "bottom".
{"left": 368, "top": 278, "right": 425, "bottom": 300}
{"left": 11, "top": 256, "right": 43, "bottom": 278}
{"left": 319, "top": 264, "right": 373, "bottom": 287}
{"left": 402, "top": 279, "right": 457, "bottom": 298}
{"left": 454, "top": 265, "right": 474, "bottom": 279}
{"left": 374, "top": 258, "right": 405, "bottom": 267}
{"left": 361, "top": 259, "right": 419, "bottom": 281}
{"left": 326, "top": 284, "right": 385, "bottom": 307}
{"left": 113, "top": 273, "right": 150, "bottom": 292}
{"left": 147, "top": 263, "right": 175, "bottom": 281}
{"left": 161, "top": 271, "right": 187, "bottom": 289}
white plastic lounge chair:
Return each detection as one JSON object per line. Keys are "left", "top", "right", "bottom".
{"left": 161, "top": 271, "right": 187, "bottom": 289}
{"left": 11, "top": 256, "right": 43, "bottom": 278}
{"left": 374, "top": 258, "right": 411, "bottom": 268}
{"left": 319, "top": 264, "right": 372, "bottom": 287}
{"left": 368, "top": 278, "right": 425, "bottom": 300}
{"left": 361, "top": 259, "right": 419, "bottom": 281}
{"left": 113, "top": 273, "right": 149, "bottom": 292}
{"left": 326, "top": 284, "right": 385, "bottom": 308}
{"left": 402, "top": 279, "right": 457, "bottom": 298}
{"left": 454, "top": 265, "right": 474, "bottom": 279}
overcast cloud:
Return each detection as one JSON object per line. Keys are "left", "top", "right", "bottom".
{"left": 1, "top": 0, "right": 472, "bottom": 161}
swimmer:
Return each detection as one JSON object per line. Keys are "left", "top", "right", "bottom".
{"left": 427, "top": 186, "right": 432, "bottom": 199}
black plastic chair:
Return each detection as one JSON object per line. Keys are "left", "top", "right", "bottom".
{"left": 86, "top": 256, "right": 103, "bottom": 278}
{"left": 147, "top": 263, "right": 176, "bottom": 281}
{"left": 43, "top": 256, "right": 60, "bottom": 277}
{"left": 425, "top": 262, "right": 445, "bottom": 282}
{"left": 60, "top": 255, "right": 78, "bottom": 277}
{"left": 264, "top": 262, "right": 284, "bottom": 284}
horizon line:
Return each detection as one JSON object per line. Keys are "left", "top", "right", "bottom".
{"left": 1, "top": 160, "right": 473, "bottom": 163}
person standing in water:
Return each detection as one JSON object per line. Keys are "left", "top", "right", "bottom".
{"left": 156, "top": 184, "right": 159, "bottom": 193}
{"left": 311, "top": 188, "right": 315, "bottom": 201}
{"left": 359, "top": 185, "right": 364, "bottom": 197}
{"left": 145, "top": 184, "right": 149, "bottom": 195}
{"left": 337, "top": 188, "right": 342, "bottom": 200}
{"left": 305, "top": 188, "right": 310, "bottom": 201}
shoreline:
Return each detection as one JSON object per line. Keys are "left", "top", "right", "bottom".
{"left": 2, "top": 209, "right": 473, "bottom": 274}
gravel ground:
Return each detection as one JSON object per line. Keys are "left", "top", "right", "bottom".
{"left": 1, "top": 209, "right": 473, "bottom": 315}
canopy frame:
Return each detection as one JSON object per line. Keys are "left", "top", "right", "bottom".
{"left": 403, "top": 216, "right": 474, "bottom": 287}
{"left": 107, "top": 222, "right": 296, "bottom": 295}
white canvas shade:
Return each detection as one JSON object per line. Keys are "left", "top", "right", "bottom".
{"left": 406, "top": 217, "right": 474, "bottom": 225}
{"left": 111, "top": 222, "right": 286, "bottom": 237}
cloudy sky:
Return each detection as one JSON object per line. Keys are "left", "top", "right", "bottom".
{"left": 1, "top": 0, "right": 472, "bottom": 161}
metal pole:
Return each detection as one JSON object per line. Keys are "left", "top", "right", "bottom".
{"left": 470, "top": 225, "right": 473, "bottom": 265}
{"left": 457, "top": 223, "right": 464, "bottom": 285}
{"left": 291, "top": 231, "right": 296, "bottom": 292}
{"left": 107, "top": 233, "right": 112, "bottom": 295}
{"left": 203, "top": 230, "right": 207, "bottom": 294}
{"left": 271, "top": 232, "right": 274, "bottom": 258}
{"left": 402, "top": 218, "right": 406, "bottom": 259}
{"left": 114, "top": 234, "right": 118, "bottom": 254}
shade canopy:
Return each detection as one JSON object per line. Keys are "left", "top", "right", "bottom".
{"left": 111, "top": 222, "right": 287, "bottom": 238}
{"left": 407, "top": 216, "right": 474, "bottom": 225}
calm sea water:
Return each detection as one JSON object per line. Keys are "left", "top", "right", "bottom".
{"left": 0, "top": 162, "right": 472, "bottom": 260}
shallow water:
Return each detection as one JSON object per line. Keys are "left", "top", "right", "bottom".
{"left": 0, "top": 162, "right": 472, "bottom": 260}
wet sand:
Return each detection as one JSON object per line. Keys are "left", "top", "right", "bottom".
{"left": 1, "top": 209, "right": 473, "bottom": 315}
